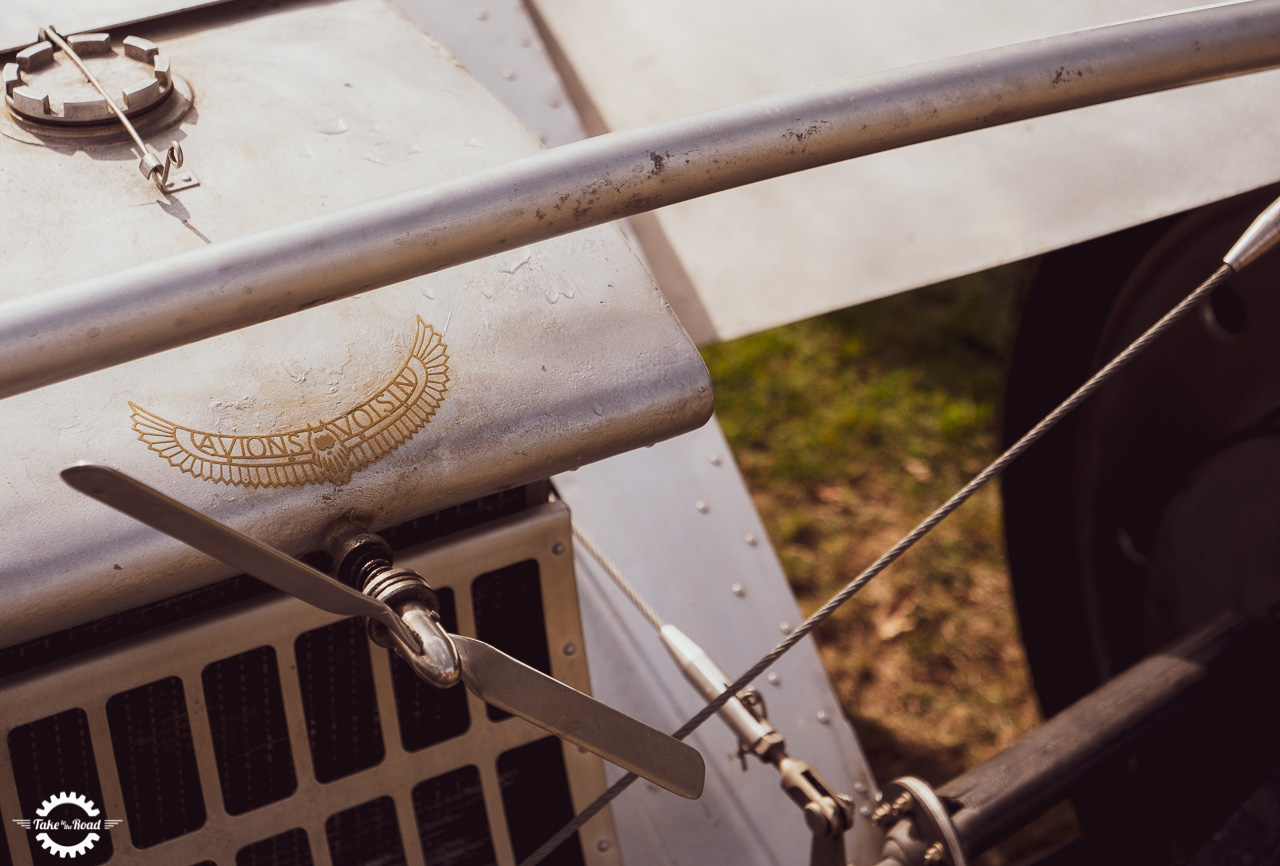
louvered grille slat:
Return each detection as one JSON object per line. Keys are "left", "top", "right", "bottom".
{"left": 0, "top": 576, "right": 273, "bottom": 681}
{"left": 106, "top": 677, "right": 205, "bottom": 847}
{"left": 498, "top": 738, "right": 584, "bottom": 866}
{"left": 236, "top": 828, "right": 314, "bottom": 866}
{"left": 295, "top": 619, "right": 384, "bottom": 783}
{"left": 325, "top": 796, "right": 406, "bottom": 866}
{"left": 472, "top": 561, "right": 550, "bottom": 722}
{"left": 412, "top": 766, "right": 495, "bottom": 866}
{"left": 203, "top": 647, "right": 298, "bottom": 814}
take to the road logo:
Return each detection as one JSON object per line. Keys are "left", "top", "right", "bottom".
{"left": 11, "top": 791, "right": 122, "bottom": 858}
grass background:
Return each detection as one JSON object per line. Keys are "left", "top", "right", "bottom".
{"left": 700, "top": 261, "right": 1075, "bottom": 862}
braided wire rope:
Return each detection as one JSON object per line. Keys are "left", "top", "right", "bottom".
{"left": 572, "top": 524, "right": 666, "bottom": 631}
{"left": 519, "top": 263, "right": 1236, "bottom": 866}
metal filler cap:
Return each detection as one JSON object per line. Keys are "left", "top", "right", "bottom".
{"left": 4, "top": 33, "right": 172, "bottom": 124}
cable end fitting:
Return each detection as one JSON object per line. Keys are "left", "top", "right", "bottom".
{"left": 1224, "top": 193, "right": 1280, "bottom": 272}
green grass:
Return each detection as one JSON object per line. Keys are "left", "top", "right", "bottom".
{"left": 702, "top": 263, "right": 1062, "bottom": 856}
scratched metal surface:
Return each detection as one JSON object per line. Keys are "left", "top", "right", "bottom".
{"left": 0, "top": 0, "right": 710, "bottom": 647}
{"left": 532, "top": 0, "right": 1280, "bottom": 341}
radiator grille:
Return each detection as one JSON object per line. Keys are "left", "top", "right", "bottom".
{"left": 105, "top": 677, "right": 205, "bottom": 847}
{"left": 236, "top": 828, "right": 313, "bottom": 866}
{"left": 379, "top": 488, "right": 537, "bottom": 553}
{"left": 0, "top": 502, "right": 616, "bottom": 865}
{"left": 295, "top": 619, "right": 385, "bottom": 783}
{"left": 203, "top": 647, "right": 298, "bottom": 815}
{"left": 498, "top": 739, "right": 585, "bottom": 866}
{"left": 412, "top": 766, "right": 494, "bottom": 866}
{"left": 473, "top": 561, "right": 551, "bottom": 723}
{"left": 0, "top": 575, "right": 273, "bottom": 681}
{"left": 326, "top": 797, "right": 406, "bottom": 866}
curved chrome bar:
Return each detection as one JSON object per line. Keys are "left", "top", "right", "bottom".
{"left": 4, "top": 1, "right": 1280, "bottom": 398}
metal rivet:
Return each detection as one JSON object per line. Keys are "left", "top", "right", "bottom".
{"left": 708, "top": 452, "right": 721, "bottom": 466}
{"left": 502, "top": 67, "right": 516, "bottom": 81}
{"left": 853, "top": 781, "right": 868, "bottom": 794}
{"left": 779, "top": 621, "right": 792, "bottom": 634}
{"left": 596, "top": 839, "right": 611, "bottom": 853}
{"left": 744, "top": 533, "right": 758, "bottom": 546}
{"left": 695, "top": 499, "right": 709, "bottom": 513}
{"left": 552, "top": 542, "right": 566, "bottom": 555}
{"left": 563, "top": 642, "right": 577, "bottom": 656}
{"left": 474, "top": 8, "right": 488, "bottom": 20}
{"left": 817, "top": 710, "right": 831, "bottom": 724}
{"left": 767, "top": 672, "right": 782, "bottom": 686}
{"left": 731, "top": 582, "right": 746, "bottom": 597}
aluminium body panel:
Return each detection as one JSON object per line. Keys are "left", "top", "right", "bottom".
{"left": 533, "top": 0, "right": 1280, "bottom": 341}
{"left": 556, "top": 419, "right": 881, "bottom": 866}
{"left": 0, "top": 0, "right": 711, "bottom": 647}
{"left": 0, "top": 0, "right": 229, "bottom": 54}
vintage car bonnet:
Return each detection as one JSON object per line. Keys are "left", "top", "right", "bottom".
{"left": 0, "top": 0, "right": 712, "bottom": 647}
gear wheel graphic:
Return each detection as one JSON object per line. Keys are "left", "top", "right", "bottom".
{"left": 32, "top": 791, "right": 102, "bottom": 858}
{"left": 38, "top": 832, "right": 99, "bottom": 858}
{"left": 36, "top": 792, "right": 100, "bottom": 818}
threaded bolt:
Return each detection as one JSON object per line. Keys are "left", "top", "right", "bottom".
{"left": 869, "top": 801, "right": 896, "bottom": 829}
{"left": 891, "top": 792, "right": 913, "bottom": 817}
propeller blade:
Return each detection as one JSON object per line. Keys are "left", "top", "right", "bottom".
{"left": 60, "top": 463, "right": 418, "bottom": 649}
{"left": 63, "top": 464, "right": 705, "bottom": 797}
{"left": 452, "top": 635, "right": 705, "bottom": 799}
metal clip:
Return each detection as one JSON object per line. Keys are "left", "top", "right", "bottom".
{"left": 143, "top": 141, "right": 198, "bottom": 193}
{"left": 740, "top": 687, "right": 768, "bottom": 720}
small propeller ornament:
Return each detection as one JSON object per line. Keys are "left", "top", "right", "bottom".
{"left": 62, "top": 463, "right": 704, "bottom": 800}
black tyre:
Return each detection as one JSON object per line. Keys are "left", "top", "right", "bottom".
{"left": 1002, "top": 183, "right": 1280, "bottom": 863}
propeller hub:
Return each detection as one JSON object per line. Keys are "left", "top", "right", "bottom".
{"left": 344, "top": 542, "right": 459, "bottom": 689}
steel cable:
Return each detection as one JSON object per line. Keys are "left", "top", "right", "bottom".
{"left": 572, "top": 524, "right": 666, "bottom": 632}
{"left": 519, "top": 262, "right": 1236, "bottom": 866}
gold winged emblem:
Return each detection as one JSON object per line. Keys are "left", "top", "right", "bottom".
{"left": 130, "top": 318, "right": 449, "bottom": 487}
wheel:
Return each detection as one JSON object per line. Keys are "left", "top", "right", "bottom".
{"left": 1002, "top": 183, "right": 1280, "bottom": 863}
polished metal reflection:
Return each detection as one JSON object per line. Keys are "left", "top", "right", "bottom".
{"left": 4, "top": 1, "right": 1280, "bottom": 398}
{"left": 1224, "top": 192, "right": 1280, "bottom": 270}
{"left": 454, "top": 634, "right": 706, "bottom": 800}
{"left": 396, "top": 605, "right": 462, "bottom": 688}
